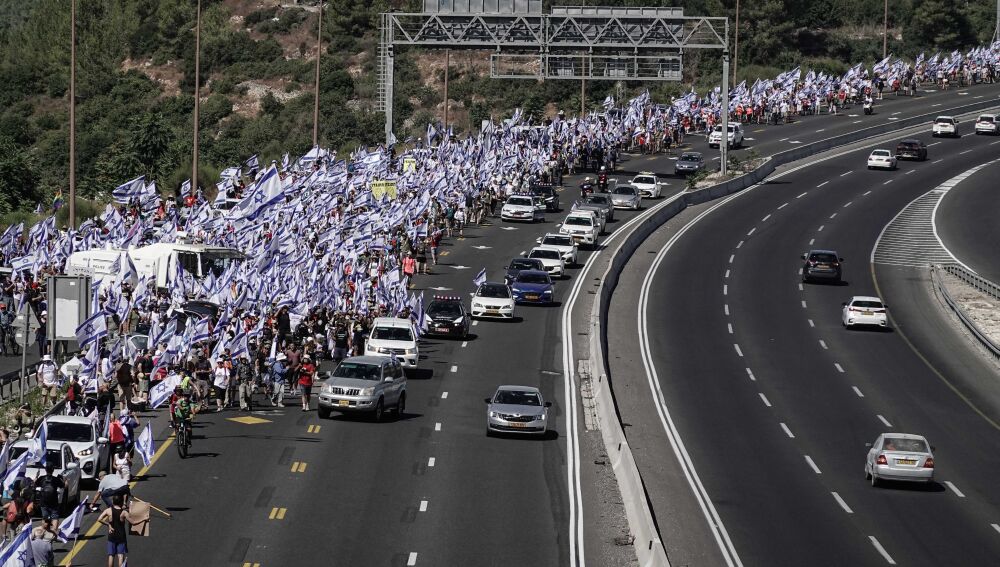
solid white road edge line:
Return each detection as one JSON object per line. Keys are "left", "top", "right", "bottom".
{"left": 868, "top": 536, "right": 897, "bottom": 565}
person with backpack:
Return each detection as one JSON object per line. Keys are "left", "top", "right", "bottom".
{"left": 36, "top": 463, "right": 65, "bottom": 531}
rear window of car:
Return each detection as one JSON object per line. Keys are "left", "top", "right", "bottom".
{"left": 809, "top": 253, "right": 838, "bottom": 263}
{"left": 507, "top": 197, "right": 532, "bottom": 206}
{"left": 935, "top": 118, "right": 955, "bottom": 124}
{"left": 871, "top": 150, "right": 890, "bottom": 157}
{"left": 882, "top": 437, "right": 928, "bottom": 452}
{"left": 979, "top": 116, "right": 995, "bottom": 123}
{"left": 897, "top": 142, "right": 919, "bottom": 149}
{"left": 852, "top": 300, "right": 884, "bottom": 309}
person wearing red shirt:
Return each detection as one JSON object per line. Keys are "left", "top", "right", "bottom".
{"left": 298, "top": 355, "right": 316, "bottom": 412}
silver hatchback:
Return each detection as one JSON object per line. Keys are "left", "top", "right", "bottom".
{"left": 318, "top": 356, "right": 406, "bottom": 421}
{"left": 485, "top": 385, "right": 551, "bottom": 436}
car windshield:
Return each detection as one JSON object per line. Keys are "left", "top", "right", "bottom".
{"left": 333, "top": 362, "right": 382, "bottom": 380}
{"left": 633, "top": 176, "right": 655, "bottom": 184}
{"left": 494, "top": 390, "right": 542, "bottom": 406}
{"left": 478, "top": 284, "right": 511, "bottom": 299}
{"left": 10, "top": 448, "right": 63, "bottom": 469}
{"left": 542, "top": 236, "right": 572, "bottom": 247}
{"left": 428, "top": 303, "right": 463, "bottom": 318}
{"left": 587, "top": 196, "right": 610, "bottom": 205}
{"left": 980, "top": 116, "right": 995, "bottom": 122}
{"left": 680, "top": 153, "right": 701, "bottom": 161}
{"left": 48, "top": 422, "right": 93, "bottom": 443}
{"left": 507, "top": 197, "right": 532, "bottom": 206}
{"left": 871, "top": 150, "right": 890, "bottom": 157}
{"left": 613, "top": 187, "right": 636, "bottom": 195}
{"left": 371, "top": 327, "right": 414, "bottom": 342}
{"left": 508, "top": 259, "right": 541, "bottom": 271}
{"left": 852, "top": 300, "right": 884, "bottom": 309}
{"left": 516, "top": 273, "right": 550, "bottom": 285}
{"left": 565, "top": 217, "right": 591, "bottom": 226}
{"left": 809, "top": 253, "right": 838, "bottom": 263}
{"left": 529, "top": 249, "right": 560, "bottom": 260}
{"left": 882, "top": 437, "right": 928, "bottom": 453}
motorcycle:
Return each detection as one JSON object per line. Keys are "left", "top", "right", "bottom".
{"left": 596, "top": 173, "right": 608, "bottom": 192}
{"left": 863, "top": 99, "right": 873, "bottom": 115}
{"left": 580, "top": 180, "right": 595, "bottom": 198}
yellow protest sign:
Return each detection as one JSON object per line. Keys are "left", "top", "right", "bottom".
{"left": 371, "top": 180, "right": 397, "bottom": 200}
{"left": 402, "top": 157, "right": 417, "bottom": 173}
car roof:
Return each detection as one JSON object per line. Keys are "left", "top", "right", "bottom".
{"left": 516, "top": 269, "right": 550, "bottom": 277}
{"left": 371, "top": 317, "right": 412, "bottom": 328}
{"left": 850, "top": 295, "right": 882, "bottom": 302}
{"left": 531, "top": 245, "right": 563, "bottom": 252}
{"left": 45, "top": 415, "right": 94, "bottom": 425}
{"left": 496, "top": 385, "right": 542, "bottom": 393}
{"left": 338, "top": 355, "right": 391, "bottom": 366}
{"left": 807, "top": 249, "right": 839, "bottom": 255}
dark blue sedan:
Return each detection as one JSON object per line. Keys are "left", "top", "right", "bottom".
{"left": 511, "top": 270, "right": 555, "bottom": 304}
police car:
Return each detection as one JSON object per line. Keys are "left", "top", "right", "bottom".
{"left": 424, "top": 295, "right": 471, "bottom": 339}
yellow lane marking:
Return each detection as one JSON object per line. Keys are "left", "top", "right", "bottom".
{"left": 269, "top": 507, "right": 287, "bottom": 520}
{"left": 291, "top": 461, "right": 307, "bottom": 473}
{"left": 227, "top": 415, "right": 272, "bottom": 425}
{"left": 243, "top": 563, "right": 261, "bottom": 567}
{"left": 307, "top": 424, "right": 321, "bottom": 433}
{"left": 440, "top": 250, "right": 451, "bottom": 256}
{"left": 60, "top": 434, "right": 176, "bottom": 565}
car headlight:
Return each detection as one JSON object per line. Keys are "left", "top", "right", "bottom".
{"left": 322, "top": 384, "right": 334, "bottom": 394}
{"left": 77, "top": 448, "right": 94, "bottom": 457}
{"left": 543, "top": 290, "right": 553, "bottom": 295}
{"left": 360, "top": 387, "right": 375, "bottom": 396}
{"left": 489, "top": 411, "right": 498, "bottom": 418}
{"left": 375, "top": 346, "right": 390, "bottom": 354}
{"left": 405, "top": 348, "right": 416, "bottom": 355}
{"left": 453, "top": 316, "right": 464, "bottom": 324}
{"left": 472, "top": 302, "right": 484, "bottom": 309}
{"left": 540, "top": 413, "right": 546, "bottom": 420}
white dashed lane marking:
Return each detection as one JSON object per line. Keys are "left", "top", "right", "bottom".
{"left": 843, "top": 201, "right": 853, "bottom": 208}
{"left": 818, "top": 225, "right": 825, "bottom": 231}
{"left": 801, "top": 300, "right": 808, "bottom": 308}
{"left": 883, "top": 179, "right": 893, "bottom": 185}
{"left": 840, "top": 171, "right": 852, "bottom": 177}
{"left": 835, "top": 363, "right": 845, "bottom": 373}
{"left": 761, "top": 214, "right": 771, "bottom": 222}
{"left": 808, "top": 319, "right": 815, "bottom": 327}
{"left": 863, "top": 190, "right": 872, "bottom": 196}
{"left": 428, "top": 457, "right": 436, "bottom": 467}
{"left": 869, "top": 536, "right": 896, "bottom": 565}
{"left": 817, "top": 181, "right": 829, "bottom": 188}
{"left": 450, "top": 365, "right": 458, "bottom": 373}
{"left": 746, "top": 368, "right": 756, "bottom": 381}
{"left": 729, "top": 254, "right": 735, "bottom": 263}
{"left": 829, "top": 213, "right": 837, "bottom": 219}
{"left": 777, "top": 202, "right": 788, "bottom": 210}
{"left": 408, "top": 552, "right": 419, "bottom": 566}
{"left": 804, "top": 455, "right": 822, "bottom": 474}
{"left": 758, "top": 392, "right": 772, "bottom": 407}
{"left": 434, "top": 422, "right": 442, "bottom": 431}
{"left": 944, "top": 481, "right": 966, "bottom": 498}
{"left": 877, "top": 414, "right": 892, "bottom": 427}
{"left": 809, "top": 238, "right": 815, "bottom": 246}
{"left": 832, "top": 492, "right": 854, "bottom": 514}
{"left": 819, "top": 340, "right": 828, "bottom": 349}
{"left": 441, "top": 391, "right": 449, "bottom": 399}
{"left": 419, "top": 500, "right": 428, "bottom": 512}
{"left": 780, "top": 422, "right": 795, "bottom": 438}
{"left": 796, "top": 192, "right": 808, "bottom": 199}
{"left": 747, "top": 227, "right": 756, "bottom": 236}
{"left": 734, "top": 344, "right": 743, "bottom": 357}
{"left": 737, "top": 240, "right": 744, "bottom": 248}
{"left": 725, "top": 269, "right": 730, "bottom": 278}
{"left": 724, "top": 304, "right": 730, "bottom": 316}
{"left": 727, "top": 323, "right": 734, "bottom": 334}
{"left": 723, "top": 284, "right": 728, "bottom": 296}
{"left": 852, "top": 386, "right": 864, "bottom": 398}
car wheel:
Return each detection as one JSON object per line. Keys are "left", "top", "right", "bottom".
{"left": 486, "top": 428, "right": 494, "bottom": 438}
{"left": 871, "top": 472, "right": 880, "bottom": 487}
{"left": 865, "top": 464, "right": 872, "bottom": 481}
{"left": 373, "top": 398, "right": 385, "bottom": 422}
{"left": 396, "top": 392, "right": 406, "bottom": 419}
{"left": 318, "top": 407, "right": 331, "bottom": 419}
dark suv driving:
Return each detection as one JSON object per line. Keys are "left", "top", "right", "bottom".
{"left": 895, "top": 139, "right": 927, "bottom": 161}
{"left": 801, "top": 250, "right": 843, "bottom": 284}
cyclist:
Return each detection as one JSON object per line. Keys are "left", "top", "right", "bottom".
{"left": 172, "top": 388, "right": 195, "bottom": 447}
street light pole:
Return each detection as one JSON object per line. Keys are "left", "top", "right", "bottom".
{"left": 443, "top": 49, "right": 450, "bottom": 129}
{"left": 69, "top": 0, "right": 76, "bottom": 229}
{"left": 733, "top": 0, "right": 740, "bottom": 88}
{"left": 721, "top": 50, "right": 729, "bottom": 177}
{"left": 192, "top": 0, "right": 202, "bottom": 195}
{"left": 312, "top": 2, "right": 322, "bottom": 147}
{"left": 882, "top": 0, "right": 889, "bottom": 59}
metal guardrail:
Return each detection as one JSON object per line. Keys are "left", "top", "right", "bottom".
{"left": 0, "top": 362, "right": 41, "bottom": 405}
{"left": 932, "top": 264, "right": 1000, "bottom": 360}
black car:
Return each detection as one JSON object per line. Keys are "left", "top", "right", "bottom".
{"left": 505, "top": 258, "right": 545, "bottom": 284}
{"left": 801, "top": 250, "right": 843, "bottom": 283}
{"left": 530, "top": 183, "right": 561, "bottom": 212}
{"left": 895, "top": 139, "right": 927, "bottom": 161}
{"left": 424, "top": 296, "right": 470, "bottom": 339}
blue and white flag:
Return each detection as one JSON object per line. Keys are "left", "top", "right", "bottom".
{"left": 136, "top": 422, "right": 155, "bottom": 467}
{"left": 2, "top": 451, "right": 28, "bottom": 493}
{"left": 235, "top": 165, "right": 284, "bottom": 221}
{"left": 245, "top": 154, "right": 260, "bottom": 172}
{"left": 28, "top": 422, "right": 47, "bottom": 466}
{"left": 75, "top": 311, "right": 108, "bottom": 350}
{"left": 0, "top": 524, "right": 34, "bottom": 566}
{"left": 58, "top": 501, "right": 88, "bottom": 543}
{"left": 150, "top": 373, "right": 181, "bottom": 409}
{"left": 111, "top": 175, "right": 146, "bottom": 204}
{"left": 473, "top": 267, "right": 487, "bottom": 287}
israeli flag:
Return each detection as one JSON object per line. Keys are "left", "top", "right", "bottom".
{"left": 473, "top": 267, "right": 487, "bottom": 287}
{"left": 111, "top": 174, "right": 146, "bottom": 204}
{"left": 136, "top": 422, "right": 155, "bottom": 467}
{"left": 2, "top": 451, "right": 28, "bottom": 493}
{"left": 150, "top": 373, "right": 181, "bottom": 409}
{"left": 58, "top": 501, "right": 88, "bottom": 543}
{"left": 0, "top": 524, "right": 34, "bottom": 566}
{"left": 28, "top": 422, "right": 47, "bottom": 465}
{"left": 236, "top": 165, "right": 284, "bottom": 221}
{"left": 75, "top": 311, "right": 108, "bottom": 350}
{"left": 245, "top": 154, "right": 260, "bottom": 172}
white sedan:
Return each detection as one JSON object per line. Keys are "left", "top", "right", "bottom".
{"left": 527, "top": 246, "right": 566, "bottom": 278}
{"left": 501, "top": 195, "right": 544, "bottom": 223}
{"left": 536, "top": 233, "right": 579, "bottom": 266}
{"left": 866, "top": 149, "right": 897, "bottom": 170}
{"left": 865, "top": 433, "right": 935, "bottom": 486}
{"left": 842, "top": 295, "right": 888, "bottom": 329}
{"left": 471, "top": 282, "right": 516, "bottom": 319}
{"left": 630, "top": 172, "right": 664, "bottom": 198}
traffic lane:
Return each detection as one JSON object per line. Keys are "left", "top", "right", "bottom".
{"left": 66, "top": 404, "right": 326, "bottom": 567}
{"left": 722, "top": 142, "right": 1000, "bottom": 565}
{"left": 620, "top": 131, "right": 1000, "bottom": 564}
{"left": 935, "top": 157, "right": 1000, "bottom": 282}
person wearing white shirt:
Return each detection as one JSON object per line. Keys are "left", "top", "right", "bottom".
{"left": 37, "top": 355, "right": 60, "bottom": 407}
{"left": 213, "top": 362, "right": 230, "bottom": 413}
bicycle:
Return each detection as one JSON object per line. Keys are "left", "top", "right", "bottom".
{"left": 175, "top": 419, "right": 192, "bottom": 459}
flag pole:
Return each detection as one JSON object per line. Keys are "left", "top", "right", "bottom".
{"left": 19, "top": 300, "right": 28, "bottom": 405}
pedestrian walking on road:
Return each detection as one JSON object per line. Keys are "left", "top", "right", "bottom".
{"left": 37, "top": 355, "right": 59, "bottom": 408}
{"left": 270, "top": 353, "right": 287, "bottom": 407}
{"left": 213, "top": 360, "right": 230, "bottom": 413}
{"left": 97, "top": 494, "right": 132, "bottom": 567}
{"left": 298, "top": 355, "right": 315, "bottom": 412}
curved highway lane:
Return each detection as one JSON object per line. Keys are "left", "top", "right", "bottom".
{"left": 935, "top": 157, "right": 1000, "bottom": 283}
{"left": 609, "top": 113, "right": 1000, "bottom": 565}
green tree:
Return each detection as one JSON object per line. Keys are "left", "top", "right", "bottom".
{"left": 907, "top": 0, "right": 973, "bottom": 51}
{"left": 0, "top": 136, "right": 41, "bottom": 215}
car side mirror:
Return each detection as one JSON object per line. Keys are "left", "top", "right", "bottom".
{"left": 865, "top": 442, "right": 872, "bottom": 448}
{"left": 841, "top": 302, "right": 847, "bottom": 306}
{"left": 384, "top": 376, "right": 394, "bottom": 382}
{"left": 484, "top": 397, "right": 492, "bottom": 404}
{"left": 882, "top": 304, "right": 888, "bottom": 309}
{"left": 930, "top": 445, "right": 936, "bottom": 452}
{"left": 839, "top": 257, "right": 845, "bottom": 262}
{"left": 535, "top": 238, "right": 541, "bottom": 243}
{"left": 544, "top": 401, "right": 552, "bottom": 407}
{"left": 98, "top": 437, "right": 109, "bottom": 445}
{"left": 66, "top": 462, "right": 79, "bottom": 470}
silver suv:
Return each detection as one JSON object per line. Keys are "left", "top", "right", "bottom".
{"left": 318, "top": 356, "right": 406, "bottom": 421}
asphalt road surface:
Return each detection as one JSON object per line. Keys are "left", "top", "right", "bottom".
{"left": 608, "top": 95, "right": 1000, "bottom": 566}
{"left": 55, "top": 82, "right": 1000, "bottom": 567}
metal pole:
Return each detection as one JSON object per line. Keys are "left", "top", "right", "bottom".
{"left": 18, "top": 302, "right": 28, "bottom": 405}
{"left": 882, "top": 0, "right": 888, "bottom": 59}
{"left": 192, "top": 0, "right": 202, "bottom": 195}
{"left": 312, "top": 2, "right": 322, "bottom": 147}
{"left": 994, "top": 0, "right": 999, "bottom": 43}
{"left": 580, "top": 77, "right": 585, "bottom": 116}
{"left": 385, "top": 44, "right": 394, "bottom": 144}
{"left": 733, "top": 0, "right": 740, "bottom": 88}
{"left": 443, "top": 49, "right": 450, "bottom": 129}
{"left": 69, "top": 0, "right": 76, "bottom": 229}
{"left": 721, "top": 50, "right": 730, "bottom": 177}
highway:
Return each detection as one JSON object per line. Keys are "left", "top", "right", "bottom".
{"left": 935, "top": 157, "right": 1000, "bottom": 283}
{"left": 608, "top": 98, "right": 1000, "bottom": 565}
{"left": 57, "top": 83, "right": 1000, "bottom": 567}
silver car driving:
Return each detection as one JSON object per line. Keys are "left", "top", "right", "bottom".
{"left": 865, "top": 433, "right": 935, "bottom": 486}
{"left": 609, "top": 185, "right": 641, "bottom": 210}
{"left": 485, "top": 385, "right": 551, "bottom": 436}
{"left": 318, "top": 356, "right": 406, "bottom": 421}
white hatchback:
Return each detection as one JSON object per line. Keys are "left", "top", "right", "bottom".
{"left": 630, "top": 173, "right": 664, "bottom": 198}
{"left": 975, "top": 113, "right": 998, "bottom": 135}
{"left": 842, "top": 296, "right": 888, "bottom": 329}
{"left": 932, "top": 116, "right": 958, "bottom": 137}
{"left": 527, "top": 246, "right": 566, "bottom": 278}
{"left": 866, "top": 149, "right": 897, "bottom": 170}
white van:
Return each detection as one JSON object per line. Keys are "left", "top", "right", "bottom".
{"left": 364, "top": 317, "right": 419, "bottom": 368}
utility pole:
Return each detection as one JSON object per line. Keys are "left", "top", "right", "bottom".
{"left": 192, "top": 0, "right": 202, "bottom": 195}
{"left": 994, "top": 0, "right": 1000, "bottom": 43}
{"left": 312, "top": 2, "right": 322, "bottom": 147}
{"left": 580, "top": 77, "right": 585, "bottom": 116}
{"left": 721, "top": 50, "right": 730, "bottom": 177}
{"left": 733, "top": 0, "right": 740, "bottom": 88}
{"left": 68, "top": 0, "right": 76, "bottom": 229}
{"left": 443, "top": 49, "right": 450, "bottom": 130}
{"left": 882, "top": 0, "right": 889, "bottom": 59}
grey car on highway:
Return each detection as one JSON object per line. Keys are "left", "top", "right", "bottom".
{"left": 485, "top": 385, "right": 552, "bottom": 436}
{"left": 865, "top": 433, "right": 935, "bottom": 486}
{"left": 318, "top": 356, "right": 406, "bottom": 421}
{"left": 674, "top": 152, "right": 705, "bottom": 176}
{"left": 573, "top": 193, "right": 614, "bottom": 222}
{"left": 609, "top": 185, "right": 642, "bottom": 210}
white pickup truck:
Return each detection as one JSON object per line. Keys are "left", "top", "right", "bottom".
{"left": 708, "top": 123, "right": 744, "bottom": 149}
{"left": 559, "top": 211, "right": 600, "bottom": 249}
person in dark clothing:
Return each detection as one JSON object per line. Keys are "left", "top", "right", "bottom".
{"left": 36, "top": 463, "right": 65, "bottom": 530}
{"left": 97, "top": 494, "right": 132, "bottom": 567}
{"left": 275, "top": 307, "right": 291, "bottom": 347}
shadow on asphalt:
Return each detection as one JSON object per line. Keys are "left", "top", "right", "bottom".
{"left": 877, "top": 480, "right": 947, "bottom": 493}
{"left": 321, "top": 411, "right": 424, "bottom": 423}
{"left": 487, "top": 429, "right": 560, "bottom": 441}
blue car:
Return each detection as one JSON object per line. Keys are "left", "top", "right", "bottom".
{"left": 511, "top": 269, "right": 555, "bottom": 304}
